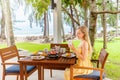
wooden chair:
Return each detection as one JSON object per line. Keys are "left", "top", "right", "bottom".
{"left": 49, "top": 43, "right": 70, "bottom": 77}
{"left": 70, "top": 48, "right": 109, "bottom": 80}
{"left": 50, "top": 43, "right": 70, "bottom": 52}
{"left": 0, "top": 45, "right": 37, "bottom": 80}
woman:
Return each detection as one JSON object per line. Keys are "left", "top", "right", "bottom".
{"left": 64, "top": 26, "right": 93, "bottom": 80}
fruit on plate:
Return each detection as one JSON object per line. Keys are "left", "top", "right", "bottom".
{"left": 66, "top": 53, "right": 71, "bottom": 57}
{"left": 33, "top": 51, "right": 38, "bottom": 54}
{"left": 50, "top": 51, "right": 56, "bottom": 54}
{"left": 41, "top": 53, "right": 47, "bottom": 56}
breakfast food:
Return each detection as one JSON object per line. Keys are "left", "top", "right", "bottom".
{"left": 41, "top": 53, "right": 47, "bottom": 56}
{"left": 50, "top": 51, "right": 56, "bottom": 54}
{"left": 33, "top": 51, "right": 38, "bottom": 54}
{"left": 66, "top": 53, "right": 71, "bottom": 57}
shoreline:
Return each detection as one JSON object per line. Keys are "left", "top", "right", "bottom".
{"left": 0, "top": 34, "right": 73, "bottom": 44}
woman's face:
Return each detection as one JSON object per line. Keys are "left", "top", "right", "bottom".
{"left": 76, "top": 29, "right": 84, "bottom": 40}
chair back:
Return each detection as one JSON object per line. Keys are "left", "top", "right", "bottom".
{"left": 50, "top": 43, "right": 70, "bottom": 52}
{"left": 0, "top": 45, "right": 19, "bottom": 63}
{"left": 98, "top": 48, "right": 109, "bottom": 69}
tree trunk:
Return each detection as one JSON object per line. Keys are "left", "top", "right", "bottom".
{"left": 102, "top": 0, "right": 107, "bottom": 49}
{"left": 102, "top": 14, "right": 107, "bottom": 49}
{"left": 84, "top": 7, "right": 88, "bottom": 27}
{"left": 46, "top": 11, "right": 49, "bottom": 37}
{"left": 61, "top": 22, "right": 65, "bottom": 42}
{"left": 0, "top": 9, "right": 6, "bottom": 39}
{"left": 1, "top": 0, "right": 15, "bottom": 46}
{"left": 89, "top": 0, "right": 97, "bottom": 47}
{"left": 73, "top": 4, "right": 80, "bottom": 26}
{"left": 70, "top": 5, "right": 76, "bottom": 36}
{"left": 116, "top": 0, "right": 119, "bottom": 37}
{"left": 43, "top": 11, "right": 49, "bottom": 42}
{"left": 44, "top": 12, "right": 47, "bottom": 37}
{"left": 84, "top": 1, "right": 88, "bottom": 27}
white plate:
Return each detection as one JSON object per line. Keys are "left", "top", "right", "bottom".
{"left": 31, "top": 56, "right": 45, "bottom": 60}
{"left": 61, "top": 53, "right": 76, "bottom": 58}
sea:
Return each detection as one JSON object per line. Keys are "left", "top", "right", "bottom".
{"left": 12, "top": 20, "right": 71, "bottom": 37}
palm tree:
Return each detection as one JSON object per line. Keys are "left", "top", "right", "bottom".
{"left": 1, "top": 0, "right": 15, "bottom": 46}
{"left": 26, "top": 0, "right": 50, "bottom": 41}
{"left": 0, "top": 8, "right": 6, "bottom": 39}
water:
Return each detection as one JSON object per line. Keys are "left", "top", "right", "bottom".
{"left": 12, "top": 20, "right": 71, "bottom": 37}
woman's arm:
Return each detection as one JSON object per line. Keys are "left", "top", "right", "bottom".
{"left": 80, "top": 41, "right": 88, "bottom": 60}
{"left": 73, "top": 41, "right": 88, "bottom": 61}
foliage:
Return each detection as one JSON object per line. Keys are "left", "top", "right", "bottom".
{"left": 62, "top": 0, "right": 87, "bottom": 29}
{"left": 62, "top": 0, "right": 82, "bottom": 6}
{"left": 97, "top": 0, "right": 117, "bottom": 28}
{"left": 91, "top": 49, "right": 100, "bottom": 60}
{"left": 26, "top": 0, "right": 50, "bottom": 19}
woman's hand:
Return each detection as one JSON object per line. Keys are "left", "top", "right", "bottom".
{"left": 68, "top": 43, "right": 76, "bottom": 51}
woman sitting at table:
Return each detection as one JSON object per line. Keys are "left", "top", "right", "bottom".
{"left": 64, "top": 26, "right": 93, "bottom": 80}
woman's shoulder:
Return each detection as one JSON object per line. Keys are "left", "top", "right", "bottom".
{"left": 82, "top": 40, "right": 88, "bottom": 45}
{"left": 82, "top": 40, "right": 88, "bottom": 48}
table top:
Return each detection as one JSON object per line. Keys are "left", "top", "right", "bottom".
{"left": 19, "top": 55, "right": 76, "bottom": 65}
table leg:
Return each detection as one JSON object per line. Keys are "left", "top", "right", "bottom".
{"left": 20, "top": 63, "right": 24, "bottom": 80}
{"left": 70, "top": 65, "right": 73, "bottom": 80}
{"left": 41, "top": 66, "right": 44, "bottom": 80}
{"left": 38, "top": 65, "right": 41, "bottom": 80}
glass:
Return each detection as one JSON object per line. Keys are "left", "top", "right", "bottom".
{"left": 68, "top": 40, "right": 72, "bottom": 47}
{"left": 44, "top": 48, "right": 48, "bottom": 54}
{"left": 55, "top": 45, "right": 60, "bottom": 53}
{"left": 60, "top": 48, "right": 66, "bottom": 53}
{"left": 62, "top": 48, "right": 66, "bottom": 53}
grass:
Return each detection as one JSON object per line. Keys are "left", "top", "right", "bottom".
{"left": 94, "top": 39, "right": 120, "bottom": 80}
{"left": 0, "top": 39, "right": 120, "bottom": 80}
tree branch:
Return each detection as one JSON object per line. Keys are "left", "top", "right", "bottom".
{"left": 62, "top": 7, "right": 80, "bottom": 26}
{"left": 93, "top": 11, "right": 120, "bottom": 14}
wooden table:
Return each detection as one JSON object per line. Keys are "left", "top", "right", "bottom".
{"left": 19, "top": 56, "right": 76, "bottom": 80}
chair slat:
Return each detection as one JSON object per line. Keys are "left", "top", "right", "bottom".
{"left": 99, "top": 49, "right": 108, "bottom": 68}
{"left": 72, "top": 48, "right": 109, "bottom": 80}
{"left": 0, "top": 45, "right": 37, "bottom": 80}
{"left": 50, "top": 43, "right": 70, "bottom": 52}
{"left": 0, "top": 45, "right": 19, "bottom": 61}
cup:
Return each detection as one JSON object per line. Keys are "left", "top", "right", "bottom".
{"left": 62, "top": 48, "right": 66, "bottom": 53}
{"left": 60, "top": 48, "right": 66, "bottom": 53}
{"left": 55, "top": 45, "right": 60, "bottom": 53}
{"left": 68, "top": 40, "right": 72, "bottom": 47}
{"left": 44, "top": 48, "right": 48, "bottom": 54}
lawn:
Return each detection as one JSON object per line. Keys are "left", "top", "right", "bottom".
{"left": 0, "top": 38, "right": 120, "bottom": 80}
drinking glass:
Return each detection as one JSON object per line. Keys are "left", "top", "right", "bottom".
{"left": 68, "top": 40, "right": 72, "bottom": 47}
{"left": 44, "top": 48, "right": 48, "bottom": 54}
{"left": 55, "top": 45, "right": 60, "bottom": 53}
{"left": 60, "top": 48, "right": 66, "bottom": 53}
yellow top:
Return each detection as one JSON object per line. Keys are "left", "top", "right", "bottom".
{"left": 64, "top": 48, "right": 93, "bottom": 80}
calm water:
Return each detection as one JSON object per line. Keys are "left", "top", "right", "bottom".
{"left": 12, "top": 20, "right": 71, "bottom": 37}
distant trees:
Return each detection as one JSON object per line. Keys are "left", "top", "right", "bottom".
{"left": 1, "top": 0, "right": 120, "bottom": 47}
{"left": 26, "top": 0, "right": 50, "bottom": 38}
{"left": 62, "top": 0, "right": 120, "bottom": 48}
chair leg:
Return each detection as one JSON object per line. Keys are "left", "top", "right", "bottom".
{"left": 16, "top": 75, "right": 19, "bottom": 80}
{"left": 2, "top": 75, "right": 5, "bottom": 80}
{"left": 25, "top": 76, "right": 27, "bottom": 80}
{"left": 50, "top": 69, "right": 52, "bottom": 77}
